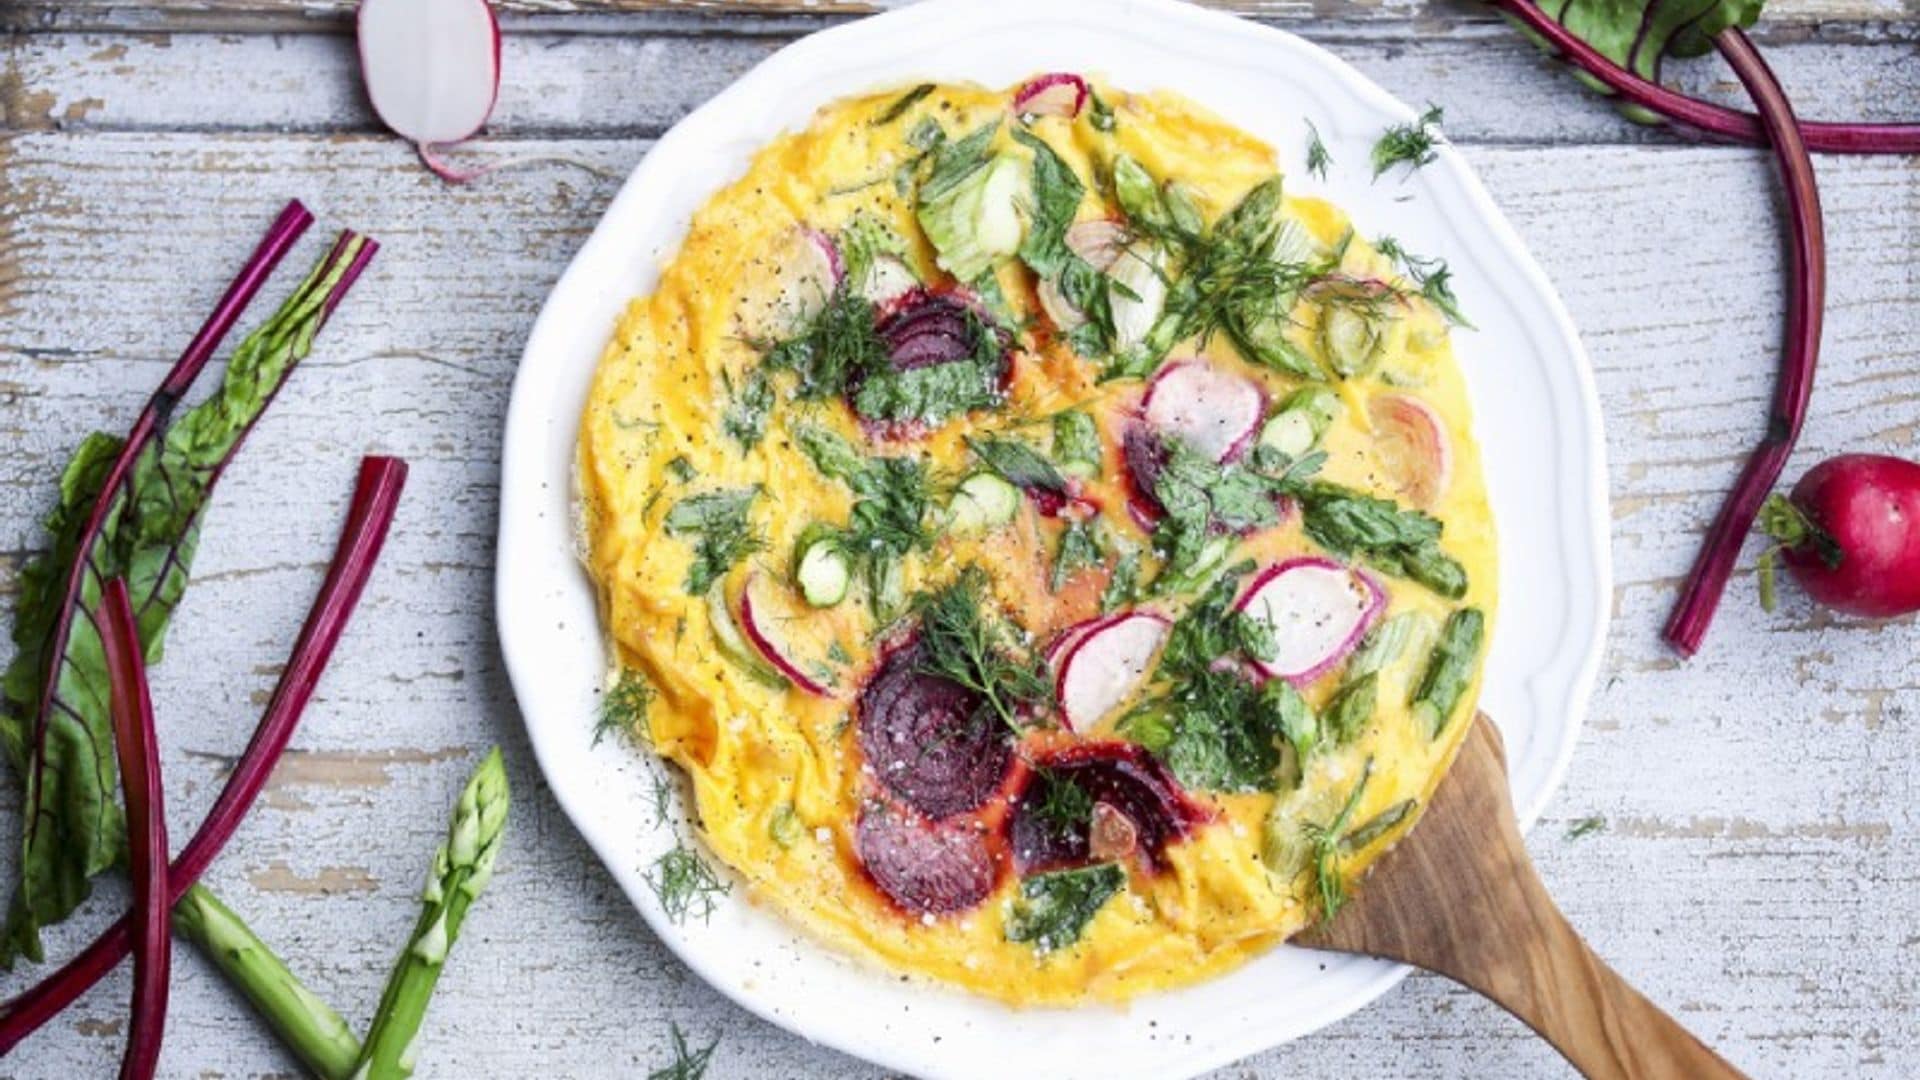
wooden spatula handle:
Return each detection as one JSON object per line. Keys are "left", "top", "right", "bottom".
{"left": 1300, "top": 717, "right": 1746, "bottom": 1079}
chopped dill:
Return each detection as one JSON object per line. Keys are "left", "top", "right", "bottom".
{"left": 665, "top": 455, "right": 695, "bottom": 483}
{"left": 911, "top": 566, "right": 1053, "bottom": 731}
{"left": 663, "top": 486, "right": 765, "bottom": 594}
{"left": 648, "top": 1023, "right": 719, "bottom": 1080}
{"left": 1304, "top": 119, "right": 1332, "bottom": 180}
{"left": 721, "top": 368, "right": 774, "bottom": 448}
{"left": 1373, "top": 235, "right": 1471, "bottom": 327}
{"left": 1031, "top": 772, "right": 1094, "bottom": 837}
{"left": 594, "top": 667, "right": 654, "bottom": 747}
{"left": 1566, "top": 816, "right": 1607, "bottom": 840}
{"left": 1371, "top": 105, "right": 1445, "bottom": 180}
{"left": 647, "top": 841, "right": 731, "bottom": 925}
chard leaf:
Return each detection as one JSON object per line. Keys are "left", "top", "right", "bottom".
{"left": 1010, "top": 127, "right": 1085, "bottom": 279}
{"left": 0, "top": 235, "right": 372, "bottom": 965}
{"left": 1527, "top": 0, "right": 1764, "bottom": 115}
{"left": 1005, "top": 863, "right": 1125, "bottom": 952}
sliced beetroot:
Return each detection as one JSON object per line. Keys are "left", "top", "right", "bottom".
{"left": 1013, "top": 73, "right": 1089, "bottom": 119}
{"left": 876, "top": 288, "right": 988, "bottom": 371}
{"left": 1235, "top": 557, "right": 1386, "bottom": 684}
{"left": 1143, "top": 360, "right": 1266, "bottom": 463}
{"left": 857, "top": 640, "right": 1012, "bottom": 819}
{"left": 856, "top": 798, "right": 999, "bottom": 916}
{"left": 1122, "top": 424, "right": 1170, "bottom": 525}
{"left": 1056, "top": 611, "right": 1170, "bottom": 732}
{"left": 1010, "top": 742, "right": 1211, "bottom": 875}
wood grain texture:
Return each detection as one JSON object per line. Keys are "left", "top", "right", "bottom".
{"left": 0, "top": 10, "right": 1917, "bottom": 1078}
{"left": 1303, "top": 716, "right": 1744, "bottom": 1079}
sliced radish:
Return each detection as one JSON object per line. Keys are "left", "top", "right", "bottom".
{"left": 1107, "top": 243, "right": 1167, "bottom": 351}
{"left": 738, "top": 226, "right": 843, "bottom": 342}
{"left": 1043, "top": 611, "right": 1121, "bottom": 671}
{"left": 1037, "top": 220, "right": 1133, "bottom": 332}
{"left": 1235, "top": 558, "right": 1386, "bottom": 684}
{"left": 1056, "top": 611, "right": 1170, "bottom": 732}
{"left": 1368, "top": 392, "right": 1453, "bottom": 508}
{"left": 1013, "top": 73, "right": 1089, "bottom": 119}
{"left": 739, "top": 573, "right": 832, "bottom": 697}
{"left": 1143, "top": 360, "right": 1266, "bottom": 463}
{"left": 357, "top": 0, "right": 502, "bottom": 182}
{"left": 855, "top": 253, "right": 918, "bottom": 308}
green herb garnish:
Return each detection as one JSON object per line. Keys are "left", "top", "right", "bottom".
{"left": 721, "top": 368, "right": 774, "bottom": 448}
{"left": 1371, "top": 105, "right": 1445, "bottom": 179}
{"left": 1005, "top": 863, "right": 1125, "bottom": 952}
{"left": 647, "top": 841, "right": 731, "bottom": 925}
{"left": 1305, "top": 119, "right": 1332, "bottom": 180}
{"left": 1566, "top": 816, "right": 1607, "bottom": 840}
{"left": 911, "top": 566, "right": 1053, "bottom": 731}
{"left": 968, "top": 433, "right": 1066, "bottom": 493}
{"left": 595, "top": 667, "right": 654, "bottom": 747}
{"left": 648, "top": 1023, "right": 719, "bottom": 1080}
{"left": 663, "top": 487, "right": 764, "bottom": 594}
{"left": 1374, "top": 235, "right": 1471, "bottom": 327}
{"left": 1306, "top": 757, "right": 1374, "bottom": 918}
{"left": 1051, "top": 518, "right": 1104, "bottom": 592}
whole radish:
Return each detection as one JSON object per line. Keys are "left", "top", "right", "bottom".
{"left": 1757, "top": 454, "right": 1920, "bottom": 617}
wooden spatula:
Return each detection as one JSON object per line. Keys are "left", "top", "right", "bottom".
{"left": 1297, "top": 714, "right": 1746, "bottom": 1079}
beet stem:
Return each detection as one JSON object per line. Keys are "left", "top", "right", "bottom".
{"left": 0, "top": 456, "right": 408, "bottom": 1053}
{"left": 97, "top": 581, "right": 170, "bottom": 1080}
{"left": 1485, "top": 0, "right": 1920, "bottom": 155}
{"left": 1662, "top": 30, "right": 1826, "bottom": 656}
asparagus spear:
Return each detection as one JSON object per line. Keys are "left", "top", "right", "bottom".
{"left": 354, "top": 748, "right": 510, "bottom": 1079}
{"left": 172, "top": 884, "right": 361, "bottom": 1080}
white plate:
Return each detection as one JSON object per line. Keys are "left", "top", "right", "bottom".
{"left": 496, "top": 1, "right": 1610, "bottom": 1076}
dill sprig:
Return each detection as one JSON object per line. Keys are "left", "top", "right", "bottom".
{"left": 762, "top": 287, "right": 889, "bottom": 401}
{"left": 647, "top": 841, "right": 731, "bottom": 924}
{"left": 663, "top": 486, "right": 766, "bottom": 595}
{"left": 648, "top": 1023, "right": 719, "bottom": 1080}
{"left": 1031, "top": 771, "right": 1095, "bottom": 837}
{"left": 1566, "top": 816, "right": 1607, "bottom": 840}
{"left": 1371, "top": 105, "right": 1445, "bottom": 180}
{"left": 1373, "top": 235, "right": 1471, "bottom": 328}
{"left": 911, "top": 566, "right": 1053, "bottom": 731}
{"left": 1306, "top": 757, "right": 1375, "bottom": 918}
{"left": 594, "top": 667, "right": 654, "bottom": 747}
{"left": 1304, "top": 119, "right": 1332, "bottom": 180}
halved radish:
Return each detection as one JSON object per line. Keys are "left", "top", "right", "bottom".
{"left": 1235, "top": 558, "right": 1385, "bottom": 684}
{"left": 855, "top": 253, "right": 918, "bottom": 308}
{"left": 1368, "top": 392, "right": 1453, "bottom": 508}
{"left": 1013, "top": 73, "right": 1089, "bottom": 119}
{"left": 1107, "top": 243, "right": 1167, "bottom": 351}
{"left": 357, "top": 0, "right": 502, "bottom": 183}
{"left": 1143, "top": 360, "right": 1265, "bottom": 463}
{"left": 1056, "top": 611, "right": 1171, "bottom": 732}
{"left": 1037, "top": 220, "right": 1131, "bottom": 332}
{"left": 738, "top": 226, "right": 843, "bottom": 342}
{"left": 1043, "top": 611, "right": 1118, "bottom": 671}
{"left": 738, "top": 573, "right": 833, "bottom": 697}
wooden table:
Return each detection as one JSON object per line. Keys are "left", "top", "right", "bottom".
{"left": 2, "top": 2, "right": 1916, "bottom": 1076}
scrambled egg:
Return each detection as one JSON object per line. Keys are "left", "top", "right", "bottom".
{"left": 578, "top": 78, "right": 1497, "bottom": 1004}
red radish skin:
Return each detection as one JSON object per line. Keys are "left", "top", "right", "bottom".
{"left": 1056, "top": 611, "right": 1171, "bottom": 732}
{"left": 1368, "top": 392, "right": 1453, "bottom": 508}
{"left": 1012, "top": 73, "right": 1089, "bottom": 119}
{"left": 1143, "top": 360, "right": 1266, "bottom": 464}
{"left": 1236, "top": 558, "right": 1386, "bottom": 684}
{"left": 738, "top": 575, "right": 832, "bottom": 697}
{"left": 358, "top": 0, "right": 504, "bottom": 182}
{"left": 0, "top": 457, "right": 407, "bottom": 1053}
{"left": 1778, "top": 455, "right": 1920, "bottom": 617}
{"left": 741, "top": 226, "right": 844, "bottom": 341}
{"left": 98, "top": 581, "right": 169, "bottom": 1080}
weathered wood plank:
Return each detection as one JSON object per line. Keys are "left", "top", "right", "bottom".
{"left": 6, "top": 28, "right": 1919, "bottom": 149}
{"left": 0, "top": 127, "right": 1916, "bottom": 1077}
{"left": 7, "top": 0, "right": 1914, "bottom": 33}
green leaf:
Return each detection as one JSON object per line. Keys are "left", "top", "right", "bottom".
{"left": 1, "top": 236, "right": 370, "bottom": 966}
{"left": 1011, "top": 127, "right": 1086, "bottom": 279}
{"left": 967, "top": 434, "right": 1066, "bottom": 493}
{"left": 1527, "top": 0, "right": 1764, "bottom": 115}
{"left": 664, "top": 488, "right": 763, "bottom": 595}
{"left": 722, "top": 368, "right": 774, "bottom": 449}
{"left": 1005, "top": 863, "right": 1125, "bottom": 952}
{"left": 1050, "top": 519, "right": 1103, "bottom": 592}
{"left": 1304, "top": 119, "right": 1332, "bottom": 180}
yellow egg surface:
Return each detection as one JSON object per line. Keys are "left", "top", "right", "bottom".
{"left": 577, "top": 77, "right": 1497, "bottom": 1005}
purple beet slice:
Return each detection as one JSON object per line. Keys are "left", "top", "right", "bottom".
{"left": 1010, "top": 742, "right": 1211, "bottom": 875}
{"left": 857, "top": 640, "right": 1013, "bottom": 820}
{"left": 856, "top": 798, "right": 998, "bottom": 915}
{"left": 875, "top": 288, "right": 993, "bottom": 371}
{"left": 1122, "top": 424, "right": 1170, "bottom": 525}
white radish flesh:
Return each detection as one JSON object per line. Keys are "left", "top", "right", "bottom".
{"left": 1236, "top": 559, "right": 1385, "bottom": 684}
{"left": 358, "top": 0, "right": 501, "bottom": 146}
{"left": 738, "top": 575, "right": 832, "bottom": 697}
{"left": 1368, "top": 392, "right": 1453, "bottom": 508}
{"left": 856, "top": 254, "right": 918, "bottom": 308}
{"left": 1057, "top": 612, "right": 1171, "bottom": 732}
{"left": 738, "top": 226, "right": 843, "bottom": 341}
{"left": 1037, "top": 221, "right": 1132, "bottom": 332}
{"left": 1143, "top": 360, "right": 1265, "bottom": 463}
